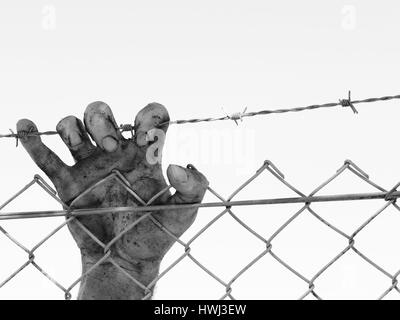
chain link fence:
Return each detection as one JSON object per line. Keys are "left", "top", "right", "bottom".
{"left": 0, "top": 159, "right": 400, "bottom": 300}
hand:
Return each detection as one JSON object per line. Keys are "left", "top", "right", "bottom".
{"left": 16, "top": 102, "right": 209, "bottom": 300}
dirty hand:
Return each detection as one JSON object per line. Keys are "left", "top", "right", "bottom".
{"left": 16, "top": 102, "right": 209, "bottom": 300}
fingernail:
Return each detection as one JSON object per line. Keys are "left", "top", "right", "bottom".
{"left": 68, "top": 132, "right": 83, "bottom": 148}
{"left": 145, "top": 128, "right": 157, "bottom": 142}
{"left": 169, "top": 165, "right": 188, "bottom": 183}
{"left": 102, "top": 136, "right": 118, "bottom": 152}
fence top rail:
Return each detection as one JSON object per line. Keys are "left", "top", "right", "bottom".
{"left": 0, "top": 189, "right": 399, "bottom": 221}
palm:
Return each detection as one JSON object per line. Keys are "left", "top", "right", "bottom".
{"left": 16, "top": 102, "right": 208, "bottom": 299}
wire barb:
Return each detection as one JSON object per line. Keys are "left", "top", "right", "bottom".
{"left": 8, "top": 128, "right": 37, "bottom": 147}
{"left": 119, "top": 124, "right": 135, "bottom": 138}
{"left": 9, "top": 129, "right": 19, "bottom": 147}
{"left": 340, "top": 91, "right": 358, "bottom": 114}
{"left": 226, "top": 107, "right": 248, "bottom": 125}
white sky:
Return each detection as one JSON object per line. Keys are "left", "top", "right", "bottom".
{"left": 1, "top": 0, "right": 400, "bottom": 300}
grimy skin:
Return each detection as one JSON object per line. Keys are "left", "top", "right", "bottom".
{"left": 16, "top": 102, "right": 209, "bottom": 300}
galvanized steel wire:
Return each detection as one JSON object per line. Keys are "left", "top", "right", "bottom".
{"left": 1, "top": 92, "right": 400, "bottom": 144}
{"left": 1, "top": 159, "right": 400, "bottom": 299}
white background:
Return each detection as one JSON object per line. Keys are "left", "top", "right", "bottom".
{"left": 0, "top": 0, "right": 400, "bottom": 300}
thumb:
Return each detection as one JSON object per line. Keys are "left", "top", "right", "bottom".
{"left": 167, "top": 164, "right": 209, "bottom": 203}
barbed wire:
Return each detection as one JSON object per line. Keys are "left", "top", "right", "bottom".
{"left": 1, "top": 159, "right": 400, "bottom": 299}
{"left": 1, "top": 92, "right": 399, "bottom": 146}
{"left": 152, "top": 91, "right": 400, "bottom": 126}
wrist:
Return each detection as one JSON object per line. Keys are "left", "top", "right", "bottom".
{"left": 78, "top": 253, "right": 160, "bottom": 300}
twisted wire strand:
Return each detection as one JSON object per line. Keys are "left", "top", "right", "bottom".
{"left": 161, "top": 92, "right": 400, "bottom": 126}
{"left": 1, "top": 92, "right": 399, "bottom": 143}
